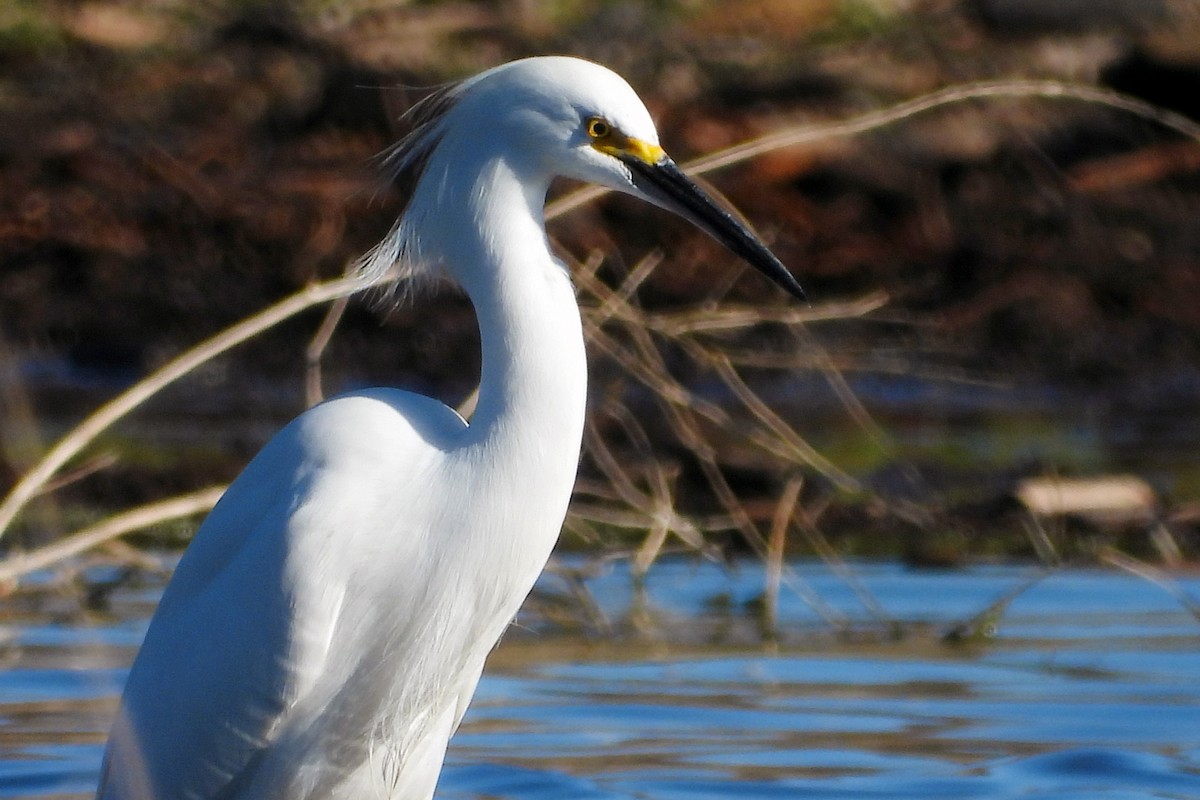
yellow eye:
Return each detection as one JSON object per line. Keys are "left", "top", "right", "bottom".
{"left": 586, "top": 117, "right": 611, "bottom": 139}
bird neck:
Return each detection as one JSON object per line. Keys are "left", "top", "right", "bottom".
{"left": 443, "top": 157, "right": 588, "bottom": 488}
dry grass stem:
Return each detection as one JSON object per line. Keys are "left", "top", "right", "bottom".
{"left": 545, "top": 80, "right": 1200, "bottom": 226}
{"left": 37, "top": 453, "right": 121, "bottom": 497}
{"left": 644, "top": 290, "right": 888, "bottom": 336}
{"left": 0, "top": 486, "right": 227, "bottom": 587}
{"left": 707, "top": 353, "right": 863, "bottom": 493}
{"left": 686, "top": 80, "right": 1200, "bottom": 177}
{"left": 765, "top": 476, "right": 804, "bottom": 629}
{"left": 305, "top": 294, "right": 351, "bottom": 407}
{"left": 795, "top": 503, "right": 890, "bottom": 624}
{"left": 1100, "top": 548, "right": 1200, "bottom": 622}
{"left": 0, "top": 276, "right": 364, "bottom": 543}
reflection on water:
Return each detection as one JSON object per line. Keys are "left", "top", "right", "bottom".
{"left": 1, "top": 560, "right": 1198, "bottom": 799}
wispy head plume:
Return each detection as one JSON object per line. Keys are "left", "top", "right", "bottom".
{"left": 355, "top": 81, "right": 466, "bottom": 300}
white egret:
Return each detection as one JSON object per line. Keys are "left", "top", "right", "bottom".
{"left": 97, "top": 56, "right": 804, "bottom": 800}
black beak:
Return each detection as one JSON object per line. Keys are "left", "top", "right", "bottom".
{"left": 622, "top": 155, "right": 806, "bottom": 301}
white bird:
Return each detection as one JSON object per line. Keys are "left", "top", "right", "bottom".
{"left": 97, "top": 56, "right": 805, "bottom": 800}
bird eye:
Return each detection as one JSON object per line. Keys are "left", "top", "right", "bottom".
{"left": 586, "top": 117, "right": 611, "bottom": 139}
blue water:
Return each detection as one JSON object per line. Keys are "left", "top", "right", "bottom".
{"left": 2, "top": 560, "right": 1199, "bottom": 798}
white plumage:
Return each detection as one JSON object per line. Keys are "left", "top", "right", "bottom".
{"left": 97, "top": 56, "right": 803, "bottom": 800}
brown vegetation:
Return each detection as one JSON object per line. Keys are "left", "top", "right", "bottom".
{"left": 3, "top": 1, "right": 1200, "bottom": 595}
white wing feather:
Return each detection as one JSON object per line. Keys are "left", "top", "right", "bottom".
{"left": 98, "top": 389, "right": 468, "bottom": 800}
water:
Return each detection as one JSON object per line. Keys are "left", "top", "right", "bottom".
{"left": 2, "top": 559, "right": 1199, "bottom": 799}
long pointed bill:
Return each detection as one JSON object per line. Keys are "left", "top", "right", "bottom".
{"left": 620, "top": 154, "right": 806, "bottom": 300}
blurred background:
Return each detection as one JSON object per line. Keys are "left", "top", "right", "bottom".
{"left": 3, "top": 0, "right": 1200, "bottom": 571}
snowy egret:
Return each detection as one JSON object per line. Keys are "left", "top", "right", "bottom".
{"left": 97, "top": 56, "right": 804, "bottom": 800}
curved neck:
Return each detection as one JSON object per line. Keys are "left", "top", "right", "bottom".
{"left": 432, "top": 155, "right": 587, "bottom": 492}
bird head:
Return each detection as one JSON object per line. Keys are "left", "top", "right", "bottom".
{"left": 460, "top": 57, "right": 806, "bottom": 300}
{"left": 365, "top": 57, "right": 804, "bottom": 301}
